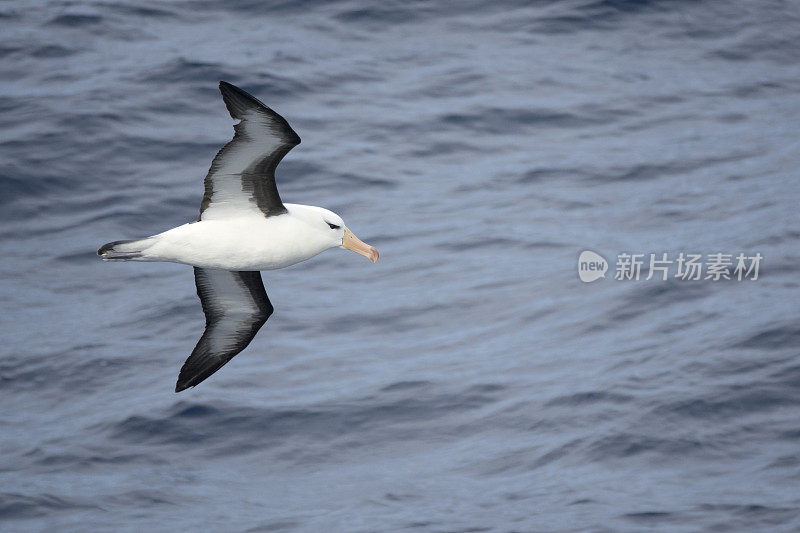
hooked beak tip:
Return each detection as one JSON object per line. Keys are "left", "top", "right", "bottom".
{"left": 342, "top": 228, "right": 379, "bottom": 263}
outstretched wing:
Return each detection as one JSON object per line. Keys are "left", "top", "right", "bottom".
{"left": 199, "top": 81, "right": 301, "bottom": 220}
{"left": 175, "top": 267, "right": 273, "bottom": 392}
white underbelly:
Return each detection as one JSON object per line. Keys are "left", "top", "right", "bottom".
{"left": 143, "top": 216, "right": 330, "bottom": 270}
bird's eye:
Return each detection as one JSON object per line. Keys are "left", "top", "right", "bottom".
{"left": 327, "top": 222, "right": 341, "bottom": 230}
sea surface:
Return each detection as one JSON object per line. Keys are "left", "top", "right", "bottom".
{"left": 2, "top": 1, "right": 800, "bottom": 531}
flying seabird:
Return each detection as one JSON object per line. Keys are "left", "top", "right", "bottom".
{"left": 98, "top": 81, "right": 379, "bottom": 392}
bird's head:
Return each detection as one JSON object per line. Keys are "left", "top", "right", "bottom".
{"left": 307, "top": 207, "right": 379, "bottom": 263}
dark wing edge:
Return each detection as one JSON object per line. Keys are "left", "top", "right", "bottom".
{"left": 175, "top": 268, "right": 274, "bottom": 392}
{"left": 199, "top": 81, "right": 301, "bottom": 219}
{"left": 219, "top": 81, "right": 302, "bottom": 146}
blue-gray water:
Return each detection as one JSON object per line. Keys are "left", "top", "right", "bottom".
{"left": 2, "top": 1, "right": 800, "bottom": 531}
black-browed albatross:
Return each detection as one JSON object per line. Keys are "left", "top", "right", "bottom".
{"left": 98, "top": 81, "right": 379, "bottom": 392}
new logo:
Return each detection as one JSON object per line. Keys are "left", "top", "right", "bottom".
{"left": 578, "top": 250, "right": 608, "bottom": 282}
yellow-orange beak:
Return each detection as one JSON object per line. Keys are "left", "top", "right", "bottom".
{"left": 341, "top": 227, "right": 379, "bottom": 263}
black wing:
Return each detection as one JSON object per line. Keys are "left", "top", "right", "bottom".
{"left": 175, "top": 267, "right": 274, "bottom": 392}
{"left": 199, "top": 81, "right": 301, "bottom": 220}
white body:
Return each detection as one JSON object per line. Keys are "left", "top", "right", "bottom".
{"left": 135, "top": 204, "right": 343, "bottom": 270}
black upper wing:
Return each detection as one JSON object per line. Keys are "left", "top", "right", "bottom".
{"left": 175, "top": 267, "right": 273, "bottom": 392}
{"left": 199, "top": 81, "right": 301, "bottom": 220}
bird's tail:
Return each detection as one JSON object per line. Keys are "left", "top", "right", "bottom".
{"left": 97, "top": 238, "right": 151, "bottom": 261}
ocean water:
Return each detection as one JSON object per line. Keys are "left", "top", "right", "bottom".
{"left": 2, "top": 0, "right": 800, "bottom": 531}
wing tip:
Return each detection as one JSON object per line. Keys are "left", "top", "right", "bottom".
{"left": 175, "top": 359, "right": 209, "bottom": 393}
{"left": 174, "top": 366, "right": 195, "bottom": 392}
{"left": 218, "top": 80, "right": 266, "bottom": 119}
{"left": 217, "top": 80, "right": 301, "bottom": 145}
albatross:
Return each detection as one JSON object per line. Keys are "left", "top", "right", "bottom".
{"left": 98, "top": 81, "right": 378, "bottom": 392}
